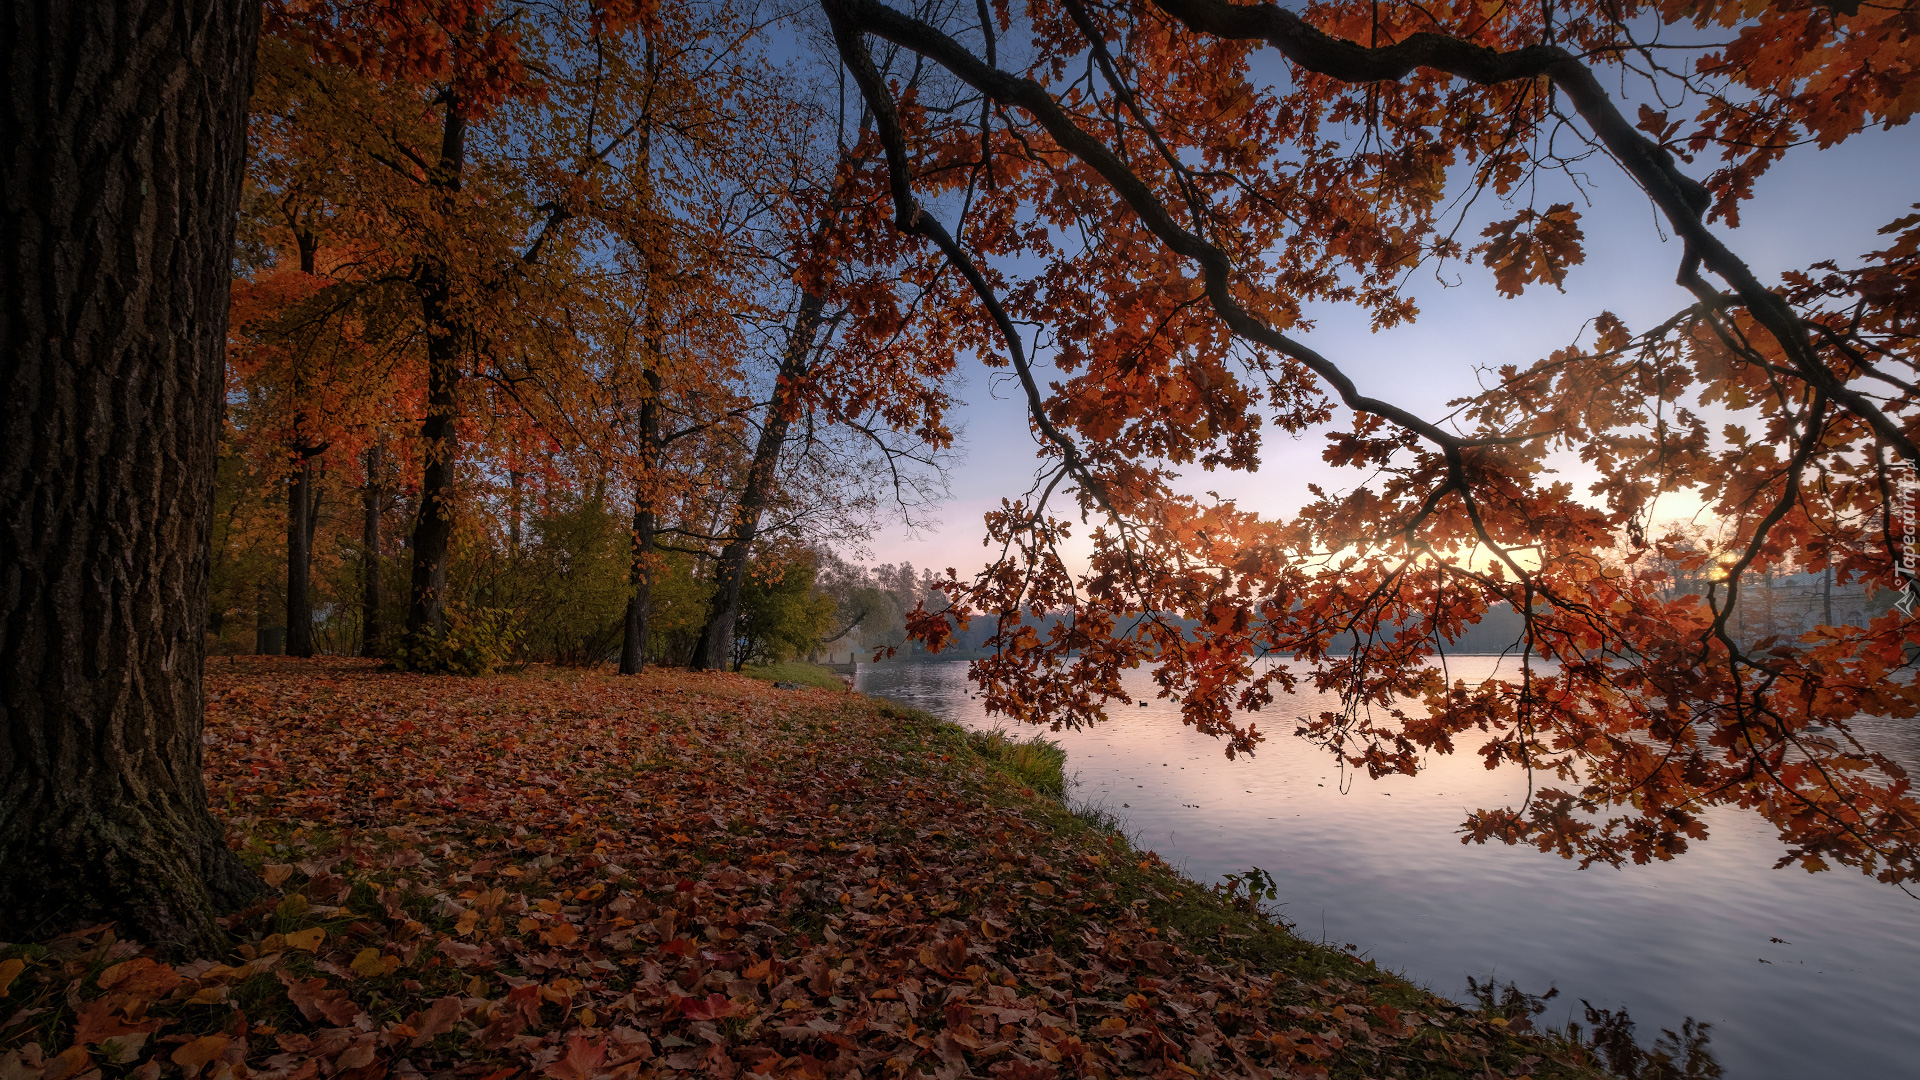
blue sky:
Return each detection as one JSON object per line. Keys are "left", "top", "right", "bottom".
{"left": 862, "top": 118, "right": 1920, "bottom": 579}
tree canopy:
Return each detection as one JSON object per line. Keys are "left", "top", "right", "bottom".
{"left": 808, "top": 0, "right": 1920, "bottom": 888}
{"left": 219, "top": 0, "right": 1920, "bottom": 889}
{"left": 12, "top": 0, "right": 1919, "bottom": 956}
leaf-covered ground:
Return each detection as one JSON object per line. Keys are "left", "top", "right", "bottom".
{"left": 0, "top": 659, "right": 1610, "bottom": 1080}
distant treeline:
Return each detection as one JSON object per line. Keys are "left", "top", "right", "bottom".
{"left": 871, "top": 605, "right": 1530, "bottom": 663}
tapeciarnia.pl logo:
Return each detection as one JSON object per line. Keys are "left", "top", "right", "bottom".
{"left": 1895, "top": 462, "right": 1918, "bottom": 617}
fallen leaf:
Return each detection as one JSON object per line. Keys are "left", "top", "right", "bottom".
{"left": 40, "top": 1047, "right": 91, "bottom": 1080}
{"left": 542, "top": 1032, "right": 606, "bottom": 1080}
{"left": 72, "top": 999, "right": 163, "bottom": 1045}
{"left": 409, "top": 997, "right": 463, "bottom": 1047}
{"left": 95, "top": 959, "right": 181, "bottom": 996}
{"left": 170, "top": 1036, "right": 229, "bottom": 1077}
{"left": 349, "top": 949, "right": 399, "bottom": 978}
{"left": 278, "top": 972, "right": 361, "bottom": 1026}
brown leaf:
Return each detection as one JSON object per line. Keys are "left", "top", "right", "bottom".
{"left": 409, "top": 997, "right": 463, "bottom": 1047}
{"left": 170, "top": 1037, "right": 229, "bottom": 1077}
{"left": 542, "top": 1032, "right": 606, "bottom": 1080}
{"left": 95, "top": 959, "right": 181, "bottom": 996}
{"left": 278, "top": 972, "right": 361, "bottom": 1026}
{"left": 40, "top": 1048, "right": 91, "bottom": 1080}
{"left": 71, "top": 999, "right": 162, "bottom": 1046}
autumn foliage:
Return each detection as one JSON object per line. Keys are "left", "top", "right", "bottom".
{"left": 215, "top": 0, "right": 1920, "bottom": 919}
{"left": 800, "top": 0, "right": 1920, "bottom": 889}
{"left": 0, "top": 662, "right": 1612, "bottom": 1080}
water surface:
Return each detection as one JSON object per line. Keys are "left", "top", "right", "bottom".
{"left": 856, "top": 658, "right": 1920, "bottom": 1080}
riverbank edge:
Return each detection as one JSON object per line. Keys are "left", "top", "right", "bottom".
{"left": 855, "top": 692, "right": 1611, "bottom": 1079}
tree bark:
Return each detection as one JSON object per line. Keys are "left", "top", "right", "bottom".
{"left": 0, "top": 0, "right": 266, "bottom": 951}
{"left": 620, "top": 369, "right": 663, "bottom": 674}
{"left": 690, "top": 293, "right": 826, "bottom": 670}
{"left": 405, "top": 102, "right": 468, "bottom": 640}
{"left": 361, "top": 442, "right": 383, "bottom": 657}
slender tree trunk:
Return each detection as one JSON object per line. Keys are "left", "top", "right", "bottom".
{"left": 1823, "top": 561, "right": 1834, "bottom": 626}
{"left": 286, "top": 456, "right": 314, "bottom": 656}
{"left": 285, "top": 232, "right": 319, "bottom": 657}
{"left": 405, "top": 103, "right": 468, "bottom": 640}
{"left": 508, "top": 468, "right": 523, "bottom": 556}
{"left": 690, "top": 293, "right": 827, "bottom": 670}
{"left": 620, "top": 369, "right": 663, "bottom": 674}
{"left": 361, "top": 443, "right": 383, "bottom": 657}
{"left": 0, "top": 0, "right": 266, "bottom": 951}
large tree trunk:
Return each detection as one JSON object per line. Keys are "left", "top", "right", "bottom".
{"left": 405, "top": 104, "right": 467, "bottom": 640}
{"left": 285, "top": 455, "right": 314, "bottom": 656}
{"left": 361, "top": 443, "right": 383, "bottom": 657}
{"left": 620, "top": 369, "right": 663, "bottom": 674}
{"left": 0, "top": 0, "right": 266, "bottom": 952}
{"left": 690, "top": 293, "right": 826, "bottom": 670}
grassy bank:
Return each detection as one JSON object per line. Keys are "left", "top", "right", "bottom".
{"left": 0, "top": 659, "right": 1608, "bottom": 1080}
{"left": 740, "top": 661, "right": 850, "bottom": 691}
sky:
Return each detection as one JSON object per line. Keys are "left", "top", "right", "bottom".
{"left": 858, "top": 114, "right": 1920, "bottom": 580}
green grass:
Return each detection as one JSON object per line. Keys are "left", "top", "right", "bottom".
{"left": 738, "top": 660, "right": 849, "bottom": 690}
{"left": 966, "top": 727, "right": 1068, "bottom": 796}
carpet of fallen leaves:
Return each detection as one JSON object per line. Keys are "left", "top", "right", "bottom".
{"left": 0, "top": 659, "right": 1611, "bottom": 1080}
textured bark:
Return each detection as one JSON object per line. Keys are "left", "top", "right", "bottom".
{"left": 0, "top": 0, "right": 266, "bottom": 951}
{"left": 360, "top": 443, "right": 383, "bottom": 657}
{"left": 404, "top": 103, "right": 468, "bottom": 640}
{"left": 690, "top": 294, "right": 826, "bottom": 671}
{"left": 620, "top": 369, "right": 663, "bottom": 675}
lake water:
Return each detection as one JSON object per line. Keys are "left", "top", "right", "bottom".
{"left": 855, "top": 657, "right": 1920, "bottom": 1080}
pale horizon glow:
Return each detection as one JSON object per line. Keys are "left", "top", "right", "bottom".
{"left": 854, "top": 126, "right": 1919, "bottom": 580}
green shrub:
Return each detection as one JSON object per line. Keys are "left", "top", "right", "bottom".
{"left": 390, "top": 604, "right": 523, "bottom": 675}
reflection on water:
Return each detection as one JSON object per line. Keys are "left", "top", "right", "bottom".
{"left": 856, "top": 658, "right": 1920, "bottom": 1080}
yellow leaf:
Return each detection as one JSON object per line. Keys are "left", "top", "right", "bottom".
{"left": 284, "top": 927, "right": 324, "bottom": 952}
{"left": 186, "top": 985, "right": 230, "bottom": 1005}
{"left": 517, "top": 917, "right": 541, "bottom": 934}
{"left": 349, "top": 949, "right": 389, "bottom": 978}
{"left": 540, "top": 922, "right": 579, "bottom": 946}
{"left": 0, "top": 958, "right": 23, "bottom": 997}
{"left": 1030, "top": 881, "right": 1055, "bottom": 897}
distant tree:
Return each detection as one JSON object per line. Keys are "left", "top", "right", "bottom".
{"left": 733, "top": 556, "right": 838, "bottom": 670}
